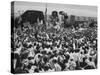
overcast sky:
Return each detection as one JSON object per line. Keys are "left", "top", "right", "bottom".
{"left": 14, "top": 1, "right": 97, "bottom": 17}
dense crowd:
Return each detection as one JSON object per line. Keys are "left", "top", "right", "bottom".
{"left": 11, "top": 11, "right": 97, "bottom": 73}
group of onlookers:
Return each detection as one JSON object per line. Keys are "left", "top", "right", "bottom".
{"left": 11, "top": 10, "right": 97, "bottom": 73}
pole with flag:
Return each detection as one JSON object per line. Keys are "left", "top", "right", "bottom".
{"left": 45, "top": 3, "right": 47, "bottom": 21}
{"left": 44, "top": 3, "right": 48, "bottom": 29}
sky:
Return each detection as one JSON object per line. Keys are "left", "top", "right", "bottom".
{"left": 14, "top": 1, "right": 97, "bottom": 17}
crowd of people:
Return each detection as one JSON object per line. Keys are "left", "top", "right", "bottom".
{"left": 11, "top": 10, "right": 97, "bottom": 73}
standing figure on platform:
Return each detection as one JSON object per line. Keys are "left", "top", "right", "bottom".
{"left": 49, "top": 11, "right": 59, "bottom": 26}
